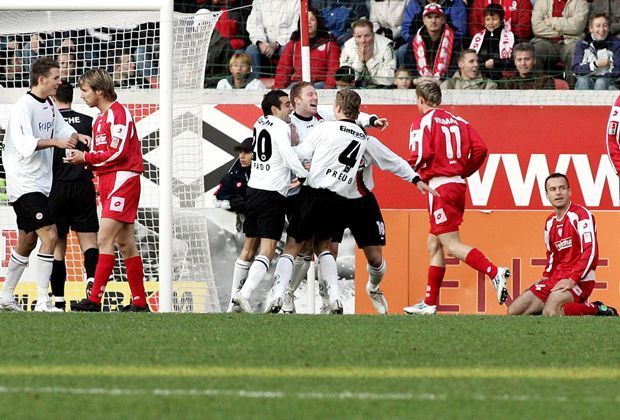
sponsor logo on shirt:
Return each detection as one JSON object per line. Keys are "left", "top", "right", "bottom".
{"left": 95, "top": 134, "right": 107, "bottom": 146}
{"left": 110, "top": 197, "right": 125, "bottom": 212}
{"left": 554, "top": 238, "right": 572, "bottom": 251}
{"left": 38, "top": 120, "right": 53, "bottom": 131}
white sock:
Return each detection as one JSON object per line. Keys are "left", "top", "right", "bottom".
{"left": 36, "top": 253, "right": 54, "bottom": 303}
{"left": 287, "top": 254, "right": 311, "bottom": 293}
{"left": 367, "top": 259, "right": 387, "bottom": 291}
{"left": 271, "top": 254, "right": 294, "bottom": 299}
{"left": 318, "top": 251, "right": 339, "bottom": 304}
{"left": 239, "top": 255, "right": 270, "bottom": 300}
{"left": 317, "top": 268, "right": 330, "bottom": 307}
{"left": 0, "top": 250, "right": 29, "bottom": 301}
{"left": 230, "top": 258, "right": 251, "bottom": 302}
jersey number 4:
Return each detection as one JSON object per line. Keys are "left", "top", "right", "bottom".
{"left": 441, "top": 125, "right": 461, "bottom": 159}
{"left": 338, "top": 140, "right": 361, "bottom": 172}
{"left": 252, "top": 128, "right": 272, "bottom": 162}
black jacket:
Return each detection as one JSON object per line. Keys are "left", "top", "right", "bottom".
{"left": 215, "top": 159, "right": 250, "bottom": 214}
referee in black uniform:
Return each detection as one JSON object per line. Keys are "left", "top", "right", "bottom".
{"left": 49, "top": 80, "right": 99, "bottom": 310}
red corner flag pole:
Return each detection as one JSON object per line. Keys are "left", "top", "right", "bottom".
{"left": 300, "top": 0, "right": 311, "bottom": 82}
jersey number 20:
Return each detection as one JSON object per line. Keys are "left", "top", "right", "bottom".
{"left": 252, "top": 128, "right": 272, "bottom": 162}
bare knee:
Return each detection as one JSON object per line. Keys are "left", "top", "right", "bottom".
{"left": 364, "top": 246, "right": 383, "bottom": 268}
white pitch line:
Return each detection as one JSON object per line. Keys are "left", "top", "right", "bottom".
{"left": 0, "top": 386, "right": 618, "bottom": 404}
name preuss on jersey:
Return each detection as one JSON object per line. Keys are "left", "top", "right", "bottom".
{"left": 248, "top": 115, "right": 308, "bottom": 196}
{"left": 295, "top": 119, "right": 368, "bottom": 199}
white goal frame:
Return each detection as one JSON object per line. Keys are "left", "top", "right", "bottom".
{"left": 0, "top": 0, "right": 176, "bottom": 312}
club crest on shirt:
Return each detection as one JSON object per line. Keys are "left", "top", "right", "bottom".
{"left": 554, "top": 238, "right": 572, "bottom": 251}
{"left": 608, "top": 121, "right": 618, "bottom": 136}
{"left": 111, "top": 137, "right": 120, "bottom": 148}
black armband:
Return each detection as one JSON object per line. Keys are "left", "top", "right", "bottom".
{"left": 411, "top": 176, "right": 421, "bottom": 185}
{"left": 369, "top": 116, "right": 378, "bottom": 127}
{"left": 298, "top": 177, "right": 306, "bottom": 185}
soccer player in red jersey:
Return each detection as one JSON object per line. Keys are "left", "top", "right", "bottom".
{"left": 403, "top": 80, "right": 510, "bottom": 315}
{"left": 67, "top": 68, "right": 148, "bottom": 312}
{"left": 508, "top": 173, "right": 617, "bottom": 316}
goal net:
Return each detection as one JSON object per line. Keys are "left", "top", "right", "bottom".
{"left": 0, "top": 4, "right": 222, "bottom": 312}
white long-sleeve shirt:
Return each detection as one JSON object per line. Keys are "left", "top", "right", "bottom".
{"left": 248, "top": 115, "right": 308, "bottom": 196}
{"left": 246, "top": 0, "right": 300, "bottom": 46}
{"left": 3, "top": 92, "right": 75, "bottom": 202}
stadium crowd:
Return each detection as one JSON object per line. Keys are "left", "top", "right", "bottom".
{"left": 1, "top": 0, "right": 620, "bottom": 90}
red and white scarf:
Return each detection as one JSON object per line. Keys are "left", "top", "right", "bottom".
{"left": 469, "top": 27, "right": 515, "bottom": 59}
{"left": 412, "top": 25, "right": 455, "bottom": 80}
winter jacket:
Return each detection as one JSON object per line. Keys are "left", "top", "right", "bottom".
{"left": 370, "top": 0, "right": 409, "bottom": 41}
{"left": 274, "top": 36, "right": 341, "bottom": 88}
{"left": 532, "top": 0, "right": 589, "bottom": 43}
{"left": 403, "top": 27, "right": 461, "bottom": 79}
{"left": 572, "top": 33, "right": 620, "bottom": 78}
{"left": 440, "top": 71, "right": 498, "bottom": 89}
{"left": 470, "top": 25, "right": 515, "bottom": 80}
{"left": 246, "top": 0, "right": 300, "bottom": 46}
{"left": 401, "top": 0, "right": 468, "bottom": 43}
{"left": 468, "top": 0, "right": 532, "bottom": 41}
{"left": 500, "top": 71, "right": 556, "bottom": 89}
{"left": 340, "top": 32, "right": 397, "bottom": 87}
{"left": 215, "top": 159, "right": 251, "bottom": 214}
{"left": 311, "top": 0, "right": 370, "bottom": 44}
{"left": 216, "top": 74, "right": 266, "bottom": 90}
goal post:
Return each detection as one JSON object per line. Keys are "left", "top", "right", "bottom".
{"left": 0, "top": 1, "right": 221, "bottom": 312}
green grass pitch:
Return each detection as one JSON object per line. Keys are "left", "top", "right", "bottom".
{"left": 0, "top": 314, "right": 618, "bottom": 419}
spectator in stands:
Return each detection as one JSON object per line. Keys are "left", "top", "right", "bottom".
{"left": 572, "top": 12, "right": 620, "bottom": 90}
{"left": 203, "top": 1, "right": 251, "bottom": 52}
{"left": 0, "top": 49, "right": 28, "bottom": 88}
{"left": 340, "top": 19, "right": 396, "bottom": 88}
{"left": 19, "top": 33, "right": 55, "bottom": 73}
{"left": 468, "top": 0, "right": 532, "bottom": 42}
{"left": 393, "top": 67, "right": 414, "bottom": 88}
{"left": 403, "top": 4, "right": 460, "bottom": 84}
{"left": 441, "top": 49, "right": 498, "bottom": 89}
{"left": 531, "top": 0, "right": 588, "bottom": 87}
{"left": 311, "top": 0, "right": 369, "bottom": 46}
{"left": 501, "top": 42, "right": 556, "bottom": 89}
{"left": 216, "top": 53, "right": 266, "bottom": 90}
{"left": 274, "top": 7, "right": 341, "bottom": 89}
{"left": 469, "top": 4, "right": 516, "bottom": 81}
{"left": 590, "top": 0, "right": 620, "bottom": 37}
{"left": 55, "top": 45, "right": 79, "bottom": 86}
{"left": 245, "top": 0, "right": 300, "bottom": 77}
{"left": 370, "top": 0, "right": 409, "bottom": 48}
{"left": 112, "top": 49, "right": 149, "bottom": 89}
{"left": 334, "top": 65, "right": 357, "bottom": 88}
{"left": 398, "top": 0, "right": 467, "bottom": 65}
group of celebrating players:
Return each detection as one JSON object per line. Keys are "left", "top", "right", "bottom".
{"left": 0, "top": 56, "right": 617, "bottom": 317}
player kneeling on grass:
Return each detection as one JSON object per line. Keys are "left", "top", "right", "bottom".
{"left": 67, "top": 69, "right": 149, "bottom": 312}
{"left": 508, "top": 173, "right": 617, "bottom": 317}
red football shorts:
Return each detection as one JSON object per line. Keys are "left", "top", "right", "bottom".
{"left": 98, "top": 171, "right": 141, "bottom": 223}
{"left": 529, "top": 276, "right": 595, "bottom": 303}
{"left": 427, "top": 182, "right": 466, "bottom": 235}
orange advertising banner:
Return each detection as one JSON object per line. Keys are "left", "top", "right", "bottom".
{"left": 355, "top": 210, "right": 620, "bottom": 315}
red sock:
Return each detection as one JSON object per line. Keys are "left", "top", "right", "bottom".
{"left": 562, "top": 302, "right": 597, "bottom": 316}
{"left": 464, "top": 248, "right": 498, "bottom": 279}
{"left": 89, "top": 254, "right": 115, "bottom": 304}
{"left": 424, "top": 266, "right": 446, "bottom": 306}
{"left": 125, "top": 256, "right": 147, "bottom": 307}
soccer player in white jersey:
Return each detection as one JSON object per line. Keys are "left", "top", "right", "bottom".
{"left": 282, "top": 81, "right": 391, "bottom": 314}
{"left": 231, "top": 90, "right": 309, "bottom": 313}
{"left": 0, "top": 57, "right": 88, "bottom": 312}
{"left": 508, "top": 173, "right": 617, "bottom": 316}
{"left": 266, "top": 89, "right": 371, "bottom": 314}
